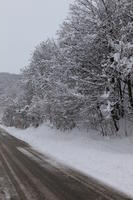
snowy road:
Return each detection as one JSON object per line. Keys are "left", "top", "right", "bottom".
{"left": 0, "top": 129, "right": 132, "bottom": 200}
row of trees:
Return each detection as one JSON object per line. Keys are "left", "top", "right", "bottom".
{"left": 3, "top": 0, "right": 133, "bottom": 135}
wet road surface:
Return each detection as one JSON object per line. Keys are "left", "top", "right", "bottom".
{"left": 0, "top": 128, "right": 132, "bottom": 200}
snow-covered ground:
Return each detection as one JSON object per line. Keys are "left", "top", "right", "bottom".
{"left": 1, "top": 123, "right": 133, "bottom": 198}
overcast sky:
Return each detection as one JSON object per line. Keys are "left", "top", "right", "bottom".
{"left": 0, "top": 0, "right": 73, "bottom": 74}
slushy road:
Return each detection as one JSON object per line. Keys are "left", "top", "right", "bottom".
{"left": 0, "top": 128, "right": 132, "bottom": 200}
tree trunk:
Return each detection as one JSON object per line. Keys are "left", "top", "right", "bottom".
{"left": 127, "top": 74, "right": 133, "bottom": 108}
{"left": 117, "top": 77, "right": 124, "bottom": 117}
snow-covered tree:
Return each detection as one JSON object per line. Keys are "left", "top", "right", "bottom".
{"left": 3, "top": 0, "right": 133, "bottom": 135}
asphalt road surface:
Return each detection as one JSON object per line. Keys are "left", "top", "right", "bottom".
{"left": 0, "top": 128, "right": 132, "bottom": 200}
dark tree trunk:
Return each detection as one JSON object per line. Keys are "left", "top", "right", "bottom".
{"left": 117, "top": 77, "right": 124, "bottom": 117}
{"left": 127, "top": 74, "right": 133, "bottom": 108}
{"left": 111, "top": 108, "right": 119, "bottom": 132}
{"left": 113, "top": 118, "right": 119, "bottom": 132}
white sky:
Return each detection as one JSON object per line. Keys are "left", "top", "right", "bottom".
{"left": 0, "top": 0, "right": 73, "bottom": 74}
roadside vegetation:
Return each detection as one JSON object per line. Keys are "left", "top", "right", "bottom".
{"left": 3, "top": 0, "right": 133, "bottom": 136}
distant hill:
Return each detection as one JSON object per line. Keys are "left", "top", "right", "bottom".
{"left": 0, "top": 72, "right": 22, "bottom": 118}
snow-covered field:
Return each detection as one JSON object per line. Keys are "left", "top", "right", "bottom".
{"left": 1, "top": 123, "right": 133, "bottom": 197}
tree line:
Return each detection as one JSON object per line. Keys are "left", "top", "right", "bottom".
{"left": 3, "top": 0, "right": 133, "bottom": 135}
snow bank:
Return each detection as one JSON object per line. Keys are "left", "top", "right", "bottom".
{"left": 1, "top": 124, "right": 133, "bottom": 197}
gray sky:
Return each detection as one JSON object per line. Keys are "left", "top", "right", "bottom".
{"left": 0, "top": 0, "right": 73, "bottom": 74}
